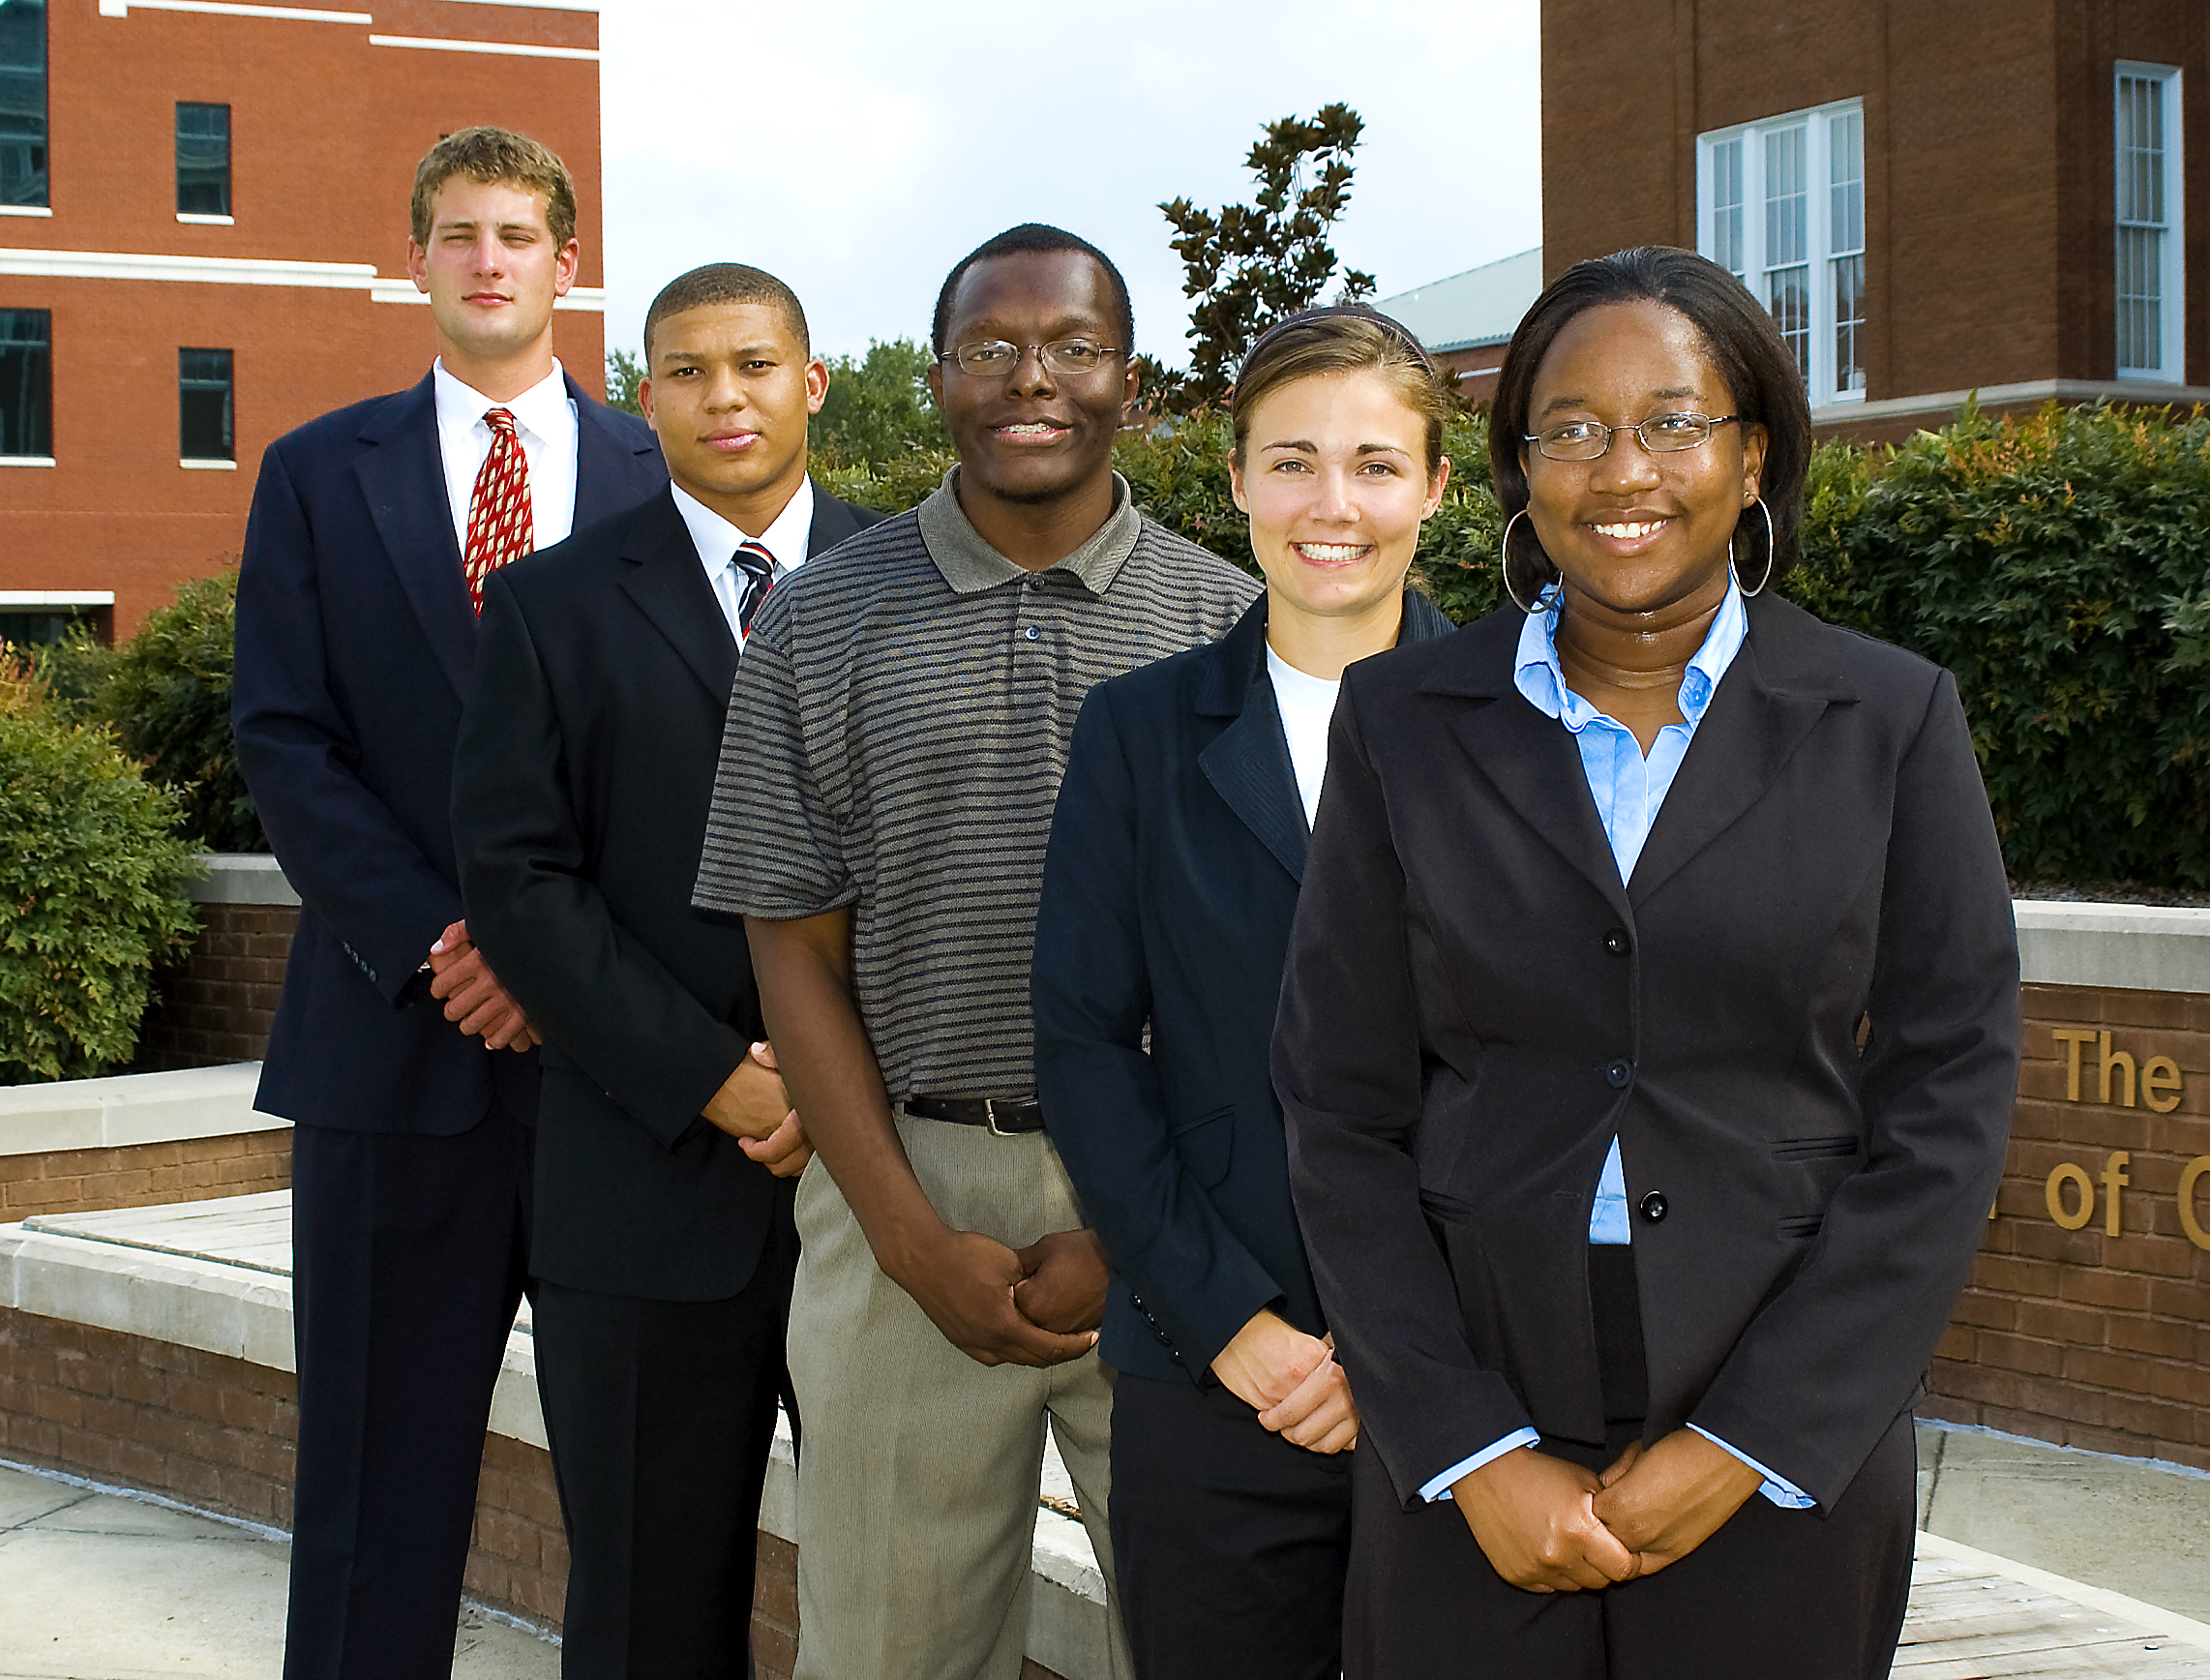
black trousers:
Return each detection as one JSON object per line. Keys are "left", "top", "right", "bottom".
{"left": 284, "top": 1099, "right": 534, "bottom": 1680}
{"left": 532, "top": 1212, "right": 798, "bottom": 1680}
{"left": 1108, "top": 1368, "right": 1354, "bottom": 1680}
{"left": 1345, "top": 1248, "right": 1916, "bottom": 1680}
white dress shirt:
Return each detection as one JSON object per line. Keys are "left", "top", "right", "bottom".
{"left": 432, "top": 358, "right": 580, "bottom": 560}
{"left": 1265, "top": 644, "right": 1340, "bottom": 830}
{"left": 671, "top": 475, "right": 818, "bottom": 644}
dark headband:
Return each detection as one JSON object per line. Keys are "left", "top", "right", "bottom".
{"left": 1237, "top": 303, "right": 1440, "bottom": 385}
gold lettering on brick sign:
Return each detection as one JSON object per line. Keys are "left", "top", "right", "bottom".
{"left": 2181, "top": 1156, "right": 2210, "bottom": 1252}
{"left": 2046, "top": 1162, "right": 2095, "bottom": 1230}
{"left": 2048, "top": 1027, "right": 2184, "bottom": 1110}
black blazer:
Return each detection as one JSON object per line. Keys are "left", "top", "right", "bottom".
{"left": 1033, "top": 590, "right": 1456, "bottom": 1385}
{"left": 233, "top": 371, "right": 665, "bottom": 1135}
{"left": 1272, "top": 592, "right": 2020, "bottom": 1513}
{"left": 451, "top": 485, "right": 881, "bottom": 1300}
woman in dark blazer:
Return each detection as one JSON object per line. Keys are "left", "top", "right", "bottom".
{"left": 1271, "top": 249, "right": 2021, "bottom": 1679}
{"left": 1031, "top": 308, "right": 1456, "bottom": 1680}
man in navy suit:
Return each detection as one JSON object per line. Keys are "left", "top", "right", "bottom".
{"left": 231, "top": 126, "right": 665, "bottom": 1680}
{"left": 451, "top": 263, "right": 879, "bottom": 1676}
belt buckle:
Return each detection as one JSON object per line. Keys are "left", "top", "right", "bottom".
{"left": 984, "top": 1097, "right": 1021, "bottom": 1138}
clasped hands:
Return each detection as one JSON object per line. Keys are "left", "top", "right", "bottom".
{"left": 428, "top": 919, "right": 538, "bottom": 1050}
{"left": 1451, "top": 1429, "right": 1763, "bottom": 1594}
{"left": 1210, "top": 1308, "right": 1358, "bottom": 1455}
{"left": 892, "top": 1225, "right": 1109, "bottom": 1371}
{"left": 702, "top": 1041, "right": 812, "bottom": 1178}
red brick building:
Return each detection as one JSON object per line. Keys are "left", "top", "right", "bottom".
{"left": 0, "top": 0, "right": 607, "bottom": 642}
{"left": 1541, "top": 1, "right": 2210, "bottom": 439}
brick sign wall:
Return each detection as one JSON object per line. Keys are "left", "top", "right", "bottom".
{"left": 1928, "top": 980, "right": 2210, "bottom": 1471}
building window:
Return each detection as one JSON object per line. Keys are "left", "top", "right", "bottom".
{"left": 1698, "top": 99, "right": 1867, "bottom": 405}
{"left": 179, "top": 347, "right": 233, "bottom": 462}
{"left": 0, "top": 0, "right": 46, "bottom": 210}
{"left": 0, "top": 307, "right": 50, "bottom": 458}
{"left": 2115, "top": 64, "right": 2183, "bottom": 380}
{"left": 176, "top": 102, "right": 230, "bottom": 219}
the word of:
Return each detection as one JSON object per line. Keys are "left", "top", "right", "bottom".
{"left": 2041, "top": 1150, "right": 2210, "bottom": 1249}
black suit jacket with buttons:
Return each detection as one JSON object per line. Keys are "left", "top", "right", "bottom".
{"left": 1271, "top": 591, "right": 2020, "bottom": 1512}
{"left": 1032, "top": 590, "right": 1455, "bottom": 1385}
{"left": 450, "top": 485, "right": 881, "bottom": 1299}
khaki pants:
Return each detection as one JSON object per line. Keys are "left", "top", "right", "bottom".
{"left": 789, "top": 1115, "right": 1133, "bottom": 1680}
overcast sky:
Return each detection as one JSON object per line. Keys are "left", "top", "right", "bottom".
{"left": 596, "top": 0, "right": 1543, "bottom": 367}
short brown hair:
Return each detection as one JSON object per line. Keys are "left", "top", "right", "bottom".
{"left": 644, "top": 262, "right": 811, "bottom": 359}
{"left": 1229, "top": 307, "right": 1450, "bottom": 477}
{"left": 410, "top": 126, "right": 577, "bottom": 250}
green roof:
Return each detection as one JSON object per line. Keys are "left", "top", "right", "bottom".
{"left": 1375, "top": 247, "right": 1543, "bottom": 355}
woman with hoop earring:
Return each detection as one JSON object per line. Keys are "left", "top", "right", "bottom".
{"left": 1270, "top": 247, "right": 2019, "bottom": 1678}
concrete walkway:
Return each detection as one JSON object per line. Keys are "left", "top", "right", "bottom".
{"left": 3, "top": 1419, "right": 2206, "bottom": 1679}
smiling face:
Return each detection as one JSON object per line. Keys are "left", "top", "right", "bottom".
{"left": 1231, "top": 369, "right": 1447, "bottom": 633}
{"left": 639, "top": 300, "right": 826, "bottom": 528}
{"left": 405, "top": 176, "right": 578, "bottom": 386}
{"left": 926, "top": 248, "right": 1137, "bottom": 510}
{"left": 1520, "top": 299, "right": 1766, "bottom": 619}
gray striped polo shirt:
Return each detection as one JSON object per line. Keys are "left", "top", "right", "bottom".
{"left": 694, "top": 469, "right": 1258, "bottom": 1102}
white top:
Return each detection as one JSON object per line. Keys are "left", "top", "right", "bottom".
{"left": 431, "top": 357, "right": 580, "bottom": 560}
{"left": 671, "top": 476, "right": 817, "bottom": 644}
{"left": 1265, "top": 643, "right": 1342, "bottom": 829}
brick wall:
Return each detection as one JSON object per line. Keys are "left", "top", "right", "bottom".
{"left": 136, "top": 901, "right": 298, "bottom": 1071}
{"left": 0, "top": 1130, "right": 290, "bottom": 1222}
{"left": 0, "top": 1305, "right": 1077, "bottom": 1675}
{"left": 1926, "top": 981, "right": 2210, "bottom": 1470}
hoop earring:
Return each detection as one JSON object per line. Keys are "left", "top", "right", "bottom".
{"left": 1731, "top": 497, "right": 1777, "bottom": 599}
{"left": 1500, "top": 509, "right": 1558, "bottom": 614}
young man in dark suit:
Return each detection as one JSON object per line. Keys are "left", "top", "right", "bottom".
{"left": 231, "top": 127, "right": 666, "bottom": 1680}
{"left": 450, "top": 263, "right": 879, "bottom": 1678}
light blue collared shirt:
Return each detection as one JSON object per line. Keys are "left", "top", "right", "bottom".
{"left": 1418, "top": 583, "right": 1812, "bottom": 1510}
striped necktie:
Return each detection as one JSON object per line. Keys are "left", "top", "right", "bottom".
{"left": 463, "top": 407, "right": 531, "bottom": 615}
{"left": 733, "top": 540, "right": 776, "bottom": 639}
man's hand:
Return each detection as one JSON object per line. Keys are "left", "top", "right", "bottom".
{"left": 1011, "top": 1228, "right": 1108, "bottom": 1335}
{"left": 888, "top": 1227, "right": 1098, "bottom": 1369}
{"left": 1591, "top": 1429, "right": 1763, "bottom": 1578}
{"left": 1211, "top": 1311, "right": 1359, "bottom": 1454}
{"left": 728, "top": 1042, "right": 812, "bottom": 1179}
{"left": 427, "top": 920, "right": 538, "bottom": 1051}
{"left": 703, "top": 1041, "right": 793, "bottom": 1142}
{"left": 1451, "top": 1446, "right": 1640, "bottom": 1593}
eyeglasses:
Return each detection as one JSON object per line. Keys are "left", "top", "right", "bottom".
{"left": 944, "top": 339, "right": 1122, "bottom": 377}
{"left": 1523, "top": 412, "right": 1740, "bottom": 462}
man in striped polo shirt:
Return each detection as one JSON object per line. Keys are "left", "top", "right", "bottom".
{"left": 694, "top": 224, "right": 1257, "bottom": 1678}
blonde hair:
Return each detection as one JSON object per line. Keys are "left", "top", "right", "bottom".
{"left": 1228, "top": 309, "right": 1450, "bottom": 477}
{"left": 410, "top": 126, "right": 577, "bottom": 250}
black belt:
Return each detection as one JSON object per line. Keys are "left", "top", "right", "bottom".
{"left": 902, "top": 1095, "right": 1046, "bottom": 1135}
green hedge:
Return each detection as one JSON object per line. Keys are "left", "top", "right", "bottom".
{"left": 1785, "top": 402, "right": 2210, "bottom": 888}
{"left": 0, "top": 669, "right": 199, "bottom": 1082}
{"left": 36, "top": 570, "right": 262, "bottom": 853}
{"left": 828, "top": 400, "right": 2210, "bottom": 890}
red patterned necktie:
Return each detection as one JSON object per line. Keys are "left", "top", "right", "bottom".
{"left": 463, "top": 407, "right": 532, "bottom": 615}
{"left": 733, "top": 540, "right": 776, "bottom": 638}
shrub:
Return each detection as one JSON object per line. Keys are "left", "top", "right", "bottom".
{"left": 33, "top": 570, "right": 262, "bottom": 853}
{"left": 1784, "top": 402, "right": 2210, "bottom": 889}
{"left": 813, "top": 339, "right": 950, "bottom": 469}
{"left": 0, "top": 667, "right": 199, "bottom": 1083}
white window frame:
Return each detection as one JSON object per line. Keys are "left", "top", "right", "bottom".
{"left": 2114, "top": 62, "right": 2184, "bottom": 381}
{"left": 1696, "top": 98, "right": 1867, "bottom": 406}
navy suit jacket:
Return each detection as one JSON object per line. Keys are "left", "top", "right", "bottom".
{"left": 451, "top": 485, "right": 881, "bottom": 1299}
{"left": 1032, "top": 590, "right": 1455, "bottom": 1385}
{"left": 232, "top": 370, "right": 666, "bottom": 1135}
{"left": 1271, "top": 593, "right": 2020, "bottom": 1512}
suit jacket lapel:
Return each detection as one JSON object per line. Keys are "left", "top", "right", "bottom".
{"left": 618, "top": 490, "right": 738, "bottom": 705}
{"left": 1628, "top": 593, "right": 1853, "bottom": 904}
{"left": 806, "top": 494, "right": 867, "bottom": 558}
{"left": 1198, "top": 598, "right": 1309, "bottom": 883}
{"left": 1426, "top": 613, "right": 1632, "bottom": 919}
{"left": 571, "top": 374, "right": 662, "bottom": 522}
{"left": 354, "top": 375, "right": 475, "bottom": 699}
